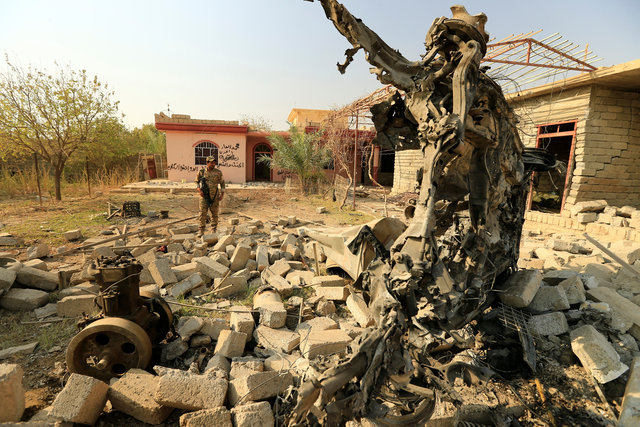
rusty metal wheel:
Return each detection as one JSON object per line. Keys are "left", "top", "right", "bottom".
{"left": 66, "top": 317, "right": 152, "bottom": 381}
{"left": 139, "top": 290, "right": 173, "bottom": 341}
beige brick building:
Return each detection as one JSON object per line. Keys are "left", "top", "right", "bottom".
{"left": 392, "top": 59, "right": 640, "bottom": 214}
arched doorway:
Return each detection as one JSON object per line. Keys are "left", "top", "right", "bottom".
{"left": 253, "top": 143, "right": 272, "bottom": 181}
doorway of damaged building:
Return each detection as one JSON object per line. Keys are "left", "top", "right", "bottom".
{"left": 527, "top": 120, "right": 577, "bottom": 213}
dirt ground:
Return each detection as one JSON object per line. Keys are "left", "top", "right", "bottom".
{"left": 0, "top": 186, "right": 624, "bottom": 425}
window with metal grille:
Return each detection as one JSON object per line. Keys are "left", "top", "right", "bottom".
{"left": 194, "top": 141, "right": 219, "bottom": 165}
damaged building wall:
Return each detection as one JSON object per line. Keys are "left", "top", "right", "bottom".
{"left": 390, "top": 62, "right": 640, "bottom": 214}
{"left": 570, "top": 86, "right": 640, "bottom": 207}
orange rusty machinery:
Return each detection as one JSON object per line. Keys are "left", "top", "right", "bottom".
{"left": 65, "top": 254, "right": 173, "bottom": 381}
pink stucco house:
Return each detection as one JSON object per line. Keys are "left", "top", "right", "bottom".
{"left": 154, "top": 113, "right": 285, "bottom": 184}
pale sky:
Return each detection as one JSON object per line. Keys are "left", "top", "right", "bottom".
{"left": 1, "top": 0, "right": 639, "bottom": 131}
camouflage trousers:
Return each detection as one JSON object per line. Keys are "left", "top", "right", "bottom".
{"left": 199, "top": 197, "right": 220, "bottom": 232}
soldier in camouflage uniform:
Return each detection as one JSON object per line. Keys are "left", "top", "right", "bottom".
{"left": 197, "top": 156, "right": 225, "bottom": 236}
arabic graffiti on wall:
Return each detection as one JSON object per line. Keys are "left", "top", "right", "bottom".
{"left": 168, "top": 163, "right": 199, "bottom": 172}
{"left": 218, "top": 143, "right": 244, "bottom": 168}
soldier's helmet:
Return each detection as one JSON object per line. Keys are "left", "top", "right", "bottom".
{"left": 206, "top": 156, "right": 216, "bottom": 163}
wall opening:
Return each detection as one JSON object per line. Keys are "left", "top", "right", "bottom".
{"left": 528, "top": 120, "right": 577, "bottom": 213}
{"left": 253, "top": 143, "right": 272, "bottom": 181}
{"left": 195, "top": 141, "right": 218, "bottom": 165}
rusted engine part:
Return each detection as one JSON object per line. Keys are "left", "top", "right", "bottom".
{"left": 66, "top": 254, "right": 173, "bottom": 381}
{"left": 303, "top": 217, "right": 406, "bottom": 280}
{"left": 290, "top": 2, "right": 535, "bottom": 425}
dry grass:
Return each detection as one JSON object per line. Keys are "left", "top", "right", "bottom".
{"left": 0, "top": 164, "right": 138, "bottom": 199}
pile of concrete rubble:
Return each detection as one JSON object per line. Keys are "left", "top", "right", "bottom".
{"left": 1, "top": 209, "right": 640, "bottom": 425}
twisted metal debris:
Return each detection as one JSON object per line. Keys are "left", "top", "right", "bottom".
{"left": 287, "top": 2, "right": 555, "bottom": 425}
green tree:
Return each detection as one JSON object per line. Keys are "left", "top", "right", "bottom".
{"left": 264, "top": 125, "right": 331, "bottom": 193}
{"left": 240, "top": 114, "right": 272, "bottom": 132}
{"left": 128, "top": 123, "right": 166, "bottom": 155}
{"left": 0, "top": 59, "right": 121, "bottom": 200}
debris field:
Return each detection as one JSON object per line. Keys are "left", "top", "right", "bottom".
{"left": 0, "top": 195, "right": 639, "bottom": 426}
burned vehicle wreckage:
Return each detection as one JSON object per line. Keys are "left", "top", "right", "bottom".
{"left": 286, "top": 1, "right": 556, "bottom": 425}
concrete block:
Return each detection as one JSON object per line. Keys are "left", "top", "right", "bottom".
{"left": 201, "top": 317, "right": 230, "bottom": 340}
{"left": 230, "top": 357, "right": 264, "bottom": 380}
{"left": 15, "top": 265, "right": 58, "bottom": 291}
{"left": 230, "top": 245, "right": 251, "bottom": 271}
{"left": 543, "top": 269, "right": 579, "bottom": 285}
{"left": 254, "top": 326, "right": 300, "bottom": 354}
{"left": 148, "top": 258, "right": 178, "bottom": 287}
{"left": 575, "top": 212, "right": 598, "bottom": 223}
{"left": 313, "top": 285, "right": 349, "bottom": 301}
{"left": 59, "top": 282, "right": 99, "bottom": 298}
{"left": 166, "top": 242, "right": 184, "bottom": 253}
{"left": 498, "top": 270, "right": 542, "bottom": 308}
{"left": 570, "top": 200, "right": 607, "bottom": 216}
{"left": 0, "top": 342, "right": 38, "bottom": 360}
{"left": 23, "top": 259, "right": 48, "bottom": 270}
{"left": 528, "top": 312, "right": 569, "bottom": 336}
{"left": 172, "top": 262, "right": 198, "bottom": 281}
{"left": 34, "top": 302, "right": 58, "bottom": 319}
{"left": 346, "top": 293, "right": 374, "bottom": 327}
{"left": 0, "top": 234, "right": 21, "bottom": 246}
{"left": 1, "top": 288, "right": 49, "bottom": 311}
{"left": 230, "top": 306, "right": 254, "bottom": 343}
{"left": 205, "top": 354, "right": 231, "bottom": 375}
{"left": 311, "top": 275, "right": 346, "bottom": 287}
{"left": 213, "top": 235, "right": 235, "bottom": 252}
{"left": 63, "top": 229, "right": 83, "bottom": 241}
{"left": 136, "top": 249, "right": 158, "bottom": 266}
{"left": 610, "top": 242, "right": 640, "bottom": 265}
{"left": 0, "top": 267, "right": 16, "bottom": 293}
{"left": 583, "top": 263, "right": 617, "bottom": 282}
{"left": 57, "top": 294, "right": 99, "bottom": 318}
{"left": 27, "top": 243, "right": 49, "bottom": 260}
{"left": 570, "top": 324, "right": 628, "bottom": 383}
{"left": 180, "top": 407, "right": 232, "bottom": 427}
{"left": 169, "top": 273, "right": 205, "bottom": 298}
{"left": 299, "top": 329, "right": 351, "bottom": 359}
{"left": 295, "top": 317, "right": 339, "bottom": 334}
{"left": 203, "top": 232, "right": 219, "bottom": 245}
{"left": 264, "top": 353, "right": 299, "bottom": 372}
{"left": 231, "top": 401, "right": 274, "bottom": 427}
{"left": 270, "top": 258, "right": 291, "bottom": 277}
{"left": 0, "top": 364, "right": 24, "bottom": 422}
{"left": 195, "top": 256, "right": 229, "bottom": 280}
{"left": 286, "top": 270, "right": 316, "bottom": 287}
{"left": 50, "top": 373, "right": 108, "bottom": 425}
{"left": 559, "top": 275, "right": 586, "bottom": 304}
{"left": 261, "top": 267, "right": 295, "bottom": 297}
{"left": 316, "top": 300, "right": 336, "bottom": 316}
{"left": 155, "top": 370, "right": 228, "bottom": 410}
{"left": 529, "top": 286, "right": 570, "bottom": 312}
{"left": 588, "top": 287, "right": 640, "bottom": 337}
{"left": 619, "top": 357, "right": 640, "bottom": 427}
{"left": 176, "top": 316, "right": 205, "bottom": 341}
{"left": 170, "top": 233, "right": 197, "bottom": 243}
{"left": 162, "top": 339, "right": 189, "bottom": 361}
{"left": 211, "top": 252, "right": 231, "bottom": 268}
{"left": 228, "top": 371, "right": 293, "bottom": 406}
{"left": 214, "top": 330, "right": 247, "bottom": 358}
{"left": 256, "top": 245, "right": 269, "bottom": 272}
{"left": 213, "top": 276, "right": 247, "bottom": 298}
{"left": 257, "top": 304, "right": 287, "bottom": 329}
{"left": 108, "top": 371, "right": 173, "bottom": 424}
